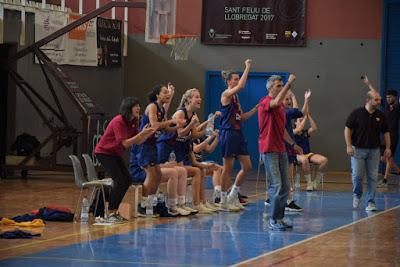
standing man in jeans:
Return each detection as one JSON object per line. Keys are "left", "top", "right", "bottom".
{"left": 258, "top": 74, "right": 303, "bottom": 231}
{"left": 345, "top": 90, "right": 391, "bottom": 211}
{"left": 363, "top": 76, "right": 400, "bottom": 186}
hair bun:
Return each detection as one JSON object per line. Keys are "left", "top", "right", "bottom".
{"left": 221, "top": 70, "right": 231, "bottom": 81}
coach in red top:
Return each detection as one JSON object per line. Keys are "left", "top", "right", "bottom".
{"left": 258, "top": 74, "right": 302, "bottom": 231}
{"left": 95, "top": 97, "right": 155, "bottom": 223}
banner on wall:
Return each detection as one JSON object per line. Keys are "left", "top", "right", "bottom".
{"left": 34, "top": 11, "right": 97, "bottom": 66}
{"left": 34, "top": 10, "right": 68, "bottom": 64}
{"left": 66, "top": 14, "right": 97, "bottom": 66}
{"left": 201, "top": 0, "right": 306, "bottom": 46}
{"left": 96, "top": 17, "right": 122, "bottom": 67}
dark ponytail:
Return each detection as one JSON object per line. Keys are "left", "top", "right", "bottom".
{"left": 148, "top": 84, "right": 165, "bottom": 103}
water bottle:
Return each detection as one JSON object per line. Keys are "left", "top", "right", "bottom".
{"left": 158, "top": 192, "right": 166, "bottom": 204}
{"left": 169, "top": 151, "right": 176, "bottom": 163}
{"left": 205, "top": 113, "right": 215, "bottom": 136}
{"left": 80, "top": 196, "right": 90, "bottom": 223}
{"left": 146, "top": 195, "right": 155, "bottom": 216}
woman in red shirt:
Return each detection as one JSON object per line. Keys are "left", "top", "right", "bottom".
{"left": 95, "top": 97, "right": 155, "bottom": 223}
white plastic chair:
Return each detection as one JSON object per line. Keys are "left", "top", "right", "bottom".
{"left": 69, "top": 155, "right": 112, "bottom": 221}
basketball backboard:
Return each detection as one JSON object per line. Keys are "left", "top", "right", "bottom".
{"left": 145, "top": 0, "right": 176, "bottom": 43}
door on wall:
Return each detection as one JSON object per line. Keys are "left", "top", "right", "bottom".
{"left": 382, "top": 0, "right": 400, "bottom": 164}
{"left": 204, "top": 71, "right": 288, "bottom": 169}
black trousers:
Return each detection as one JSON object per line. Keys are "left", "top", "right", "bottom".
{"left": 96, "top": 154, "right": 131, "bottom": 211}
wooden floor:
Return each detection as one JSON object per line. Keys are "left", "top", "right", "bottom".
{"left": 0, "top": 171, "right": 399, "bottom": 266}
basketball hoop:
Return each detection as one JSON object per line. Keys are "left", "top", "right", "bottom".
{"left": 160, "top": 34, "right": 198, "bottom": 61}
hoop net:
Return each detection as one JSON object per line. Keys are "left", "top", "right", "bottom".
{"left": 160, "top": 34, "right": 198, "bottom": 61}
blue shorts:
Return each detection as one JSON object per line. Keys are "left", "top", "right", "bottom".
{"left": 285, "top": 143, "right": 297, "bottom": 165}
{"left": 183, "top": 158, "right": 192, "bottom": 166}
{"left": 157, "top": 142, "right": 172, "bottom": 164}
{"left": 129, "top": 166, "right": 146, "bottom": 183}
{"left": 137, "top": 142, "right": 158, "bottom": 167}
{"left": 288, "top": 155, "right": 297, "bottom": 164}
{"left": 157, "top": 141, "right": 190, "bottom": 164}
{"left": 219, "top": 129, "right": 249, "bottom": 158}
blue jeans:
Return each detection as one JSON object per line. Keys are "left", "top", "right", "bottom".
{"left": 351, "top": 147, "right": 380, "bottom": 204}
{"left": 262, "top": 152, "right": 290, "bottom": 220}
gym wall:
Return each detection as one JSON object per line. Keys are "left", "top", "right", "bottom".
{"left": 124, "top": 0, "right": 382, "bottom": 172}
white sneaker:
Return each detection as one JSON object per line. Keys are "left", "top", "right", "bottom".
{"left": 306, "top": 181, "right": 314, "bottom": 191}
{"left": 377, "top": 180, "right": 388, "bottom": 188}
{"left": 194, "top": 204, "right": 213, "bottom": 214}
{"left": 175, "top": 206, "right": 191, "bottom": 216}
{"left": 210, "top": 203, "right": 224, "bottom": 211}
{"left": 205, "top": 202, "right": 220, "bottom": 212}
{"left": 180, "top": 205, "right": 198, "bottom": 214}
{"left": 353, "top": 196, "right": 361, "bottom": 208}
{"left": 365, "top": 202, "right": 377, "bottom": 212}
{"left": 201, "top": 203, "right": 215, "bottom": 213}
{"left": 229, "top": 196, "right": 245, "bottom": 210}
{"left": 95, "top": 216, "right": 106, "bottom": 223}
{"left": 221, "top": 202, "right": 241, "bottom": 212}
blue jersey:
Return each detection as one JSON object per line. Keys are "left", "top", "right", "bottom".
{"left": 219, "top": 94, "right": 242, "bottom": 130}
{"left": 285, "top": 108, "right": 303, "bottom": 140}
{"left": 129, "top": 145, "right": 146, "bottom": 182}
{"left": 158, "top": 107, "right": 195, "bottom": 145}
{"left": 140, "top": 102, "right": 165, "bottom": 145}
{"left": 294, "top": 130, "right": 311, "bottom": 154}
{"left": 157, "top": 107, "right": 195, "bottom": 163}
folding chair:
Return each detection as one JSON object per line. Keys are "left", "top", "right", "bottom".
{"left": 69, "top": 155, "right": 113, "bottom": 222}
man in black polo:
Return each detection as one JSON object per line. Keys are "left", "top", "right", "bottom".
{"left": 344, "top": 90, "right": 391, "bottom": 212}
{"left": 363, "top": 76, "right": 400, "bottom": 186}
{"left": 381, "top": 90, "right": 400, "bottom": 185}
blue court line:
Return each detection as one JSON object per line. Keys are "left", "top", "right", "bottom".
{"left": 2, "top": 191, "right": 400, "bottom": 267}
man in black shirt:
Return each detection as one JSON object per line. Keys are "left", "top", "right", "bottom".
{"left": 344, "top": 90, "right": 391, "bottom": 212}
{"left": 381, "top": 90, "right": 400, "bottom": 184}
{"left": 363, "top": 76, "right": 400, "bottom": 186}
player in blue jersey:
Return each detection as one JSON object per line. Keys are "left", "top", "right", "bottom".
{"left": 219, "top": 59, "right": 259, "bottom": 211}
{"left": 137, "top": 84, "right": 177, "bottom": 216}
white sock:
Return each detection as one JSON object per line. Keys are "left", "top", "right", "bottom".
{"left": 178, "top": 195, "right": 186, "bottom": 206}
{"left": 148, "top": 194, "right": 157, "bottom": 207}
{"left": 221, "top": 192, "right": 228, "bottom": 204}
{"left": 214, "top": 185, "right": 221, "bottom": 193}
{"left": 141, "top": 196, "right": 148, "bottom": 208}
{"left": 229, "top": 184, "right": 240, "bottom": 198}
{"left": 168, "top": 198, "right": 177, "bottom": 209}
{"left": 305, "top": 174, "right": 312, "bottom": 183}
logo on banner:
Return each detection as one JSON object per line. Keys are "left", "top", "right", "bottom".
{"left": 285, "top": 30, "right": 298, "bottom": 38}
{"left": 208, "top": 28, "right": 216, "bottom": 38}
{"left": 69, "top": 14, "right": 92, "bottom": 40}
{"left": 265, "top": 33, "right": 277, "bottom": 40}
{"left": 239, "top": 30, "right": 251, "bottom": 40}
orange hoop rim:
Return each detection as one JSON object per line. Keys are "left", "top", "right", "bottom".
{"left": 160, "top": 34, "right": 199, "bottom": 45}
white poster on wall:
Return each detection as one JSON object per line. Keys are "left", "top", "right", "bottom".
{"left": 34, "top": 10, "right": 68, "bottom": 64}
{"left": 66, "top": 14, "right": 97, "bottom": 66}
{"left": 34, "top": 11, "right": 97, "bottom": 66}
